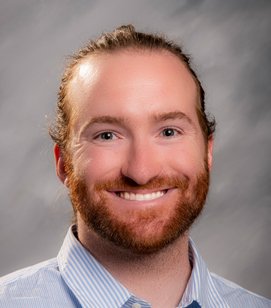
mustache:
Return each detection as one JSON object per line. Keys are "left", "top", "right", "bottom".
{"left": 93, "top": 175, "right": 190, "bottom": 192}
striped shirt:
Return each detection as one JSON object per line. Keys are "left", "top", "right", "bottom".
{"left": 0, "top": 225, "right": 270, "bottom": 307}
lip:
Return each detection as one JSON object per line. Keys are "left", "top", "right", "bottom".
{"left": 105, "top": 188, "right": 176, "bottom": 204}
{"left": 107, "top": 187, "right": 174, "bottom": 194}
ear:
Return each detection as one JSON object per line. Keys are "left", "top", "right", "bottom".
{"left": 207, "top": 136, "right": 214, "bottom": 170}
{"left": 54, "top": 144, "right": 68, "bottom": 185}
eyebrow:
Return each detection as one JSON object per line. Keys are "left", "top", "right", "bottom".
{"left": 152, "top": 111, "right": 193, "bottom": 124}
{"left": 84, "top": 115, "right": 126, "bottom": 126}
{"left": 79, "top": 115, "right": 126, "bottom": 136}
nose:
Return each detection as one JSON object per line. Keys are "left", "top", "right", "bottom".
{"left": 121, "top": 139, "right": 162, "bottom": 185}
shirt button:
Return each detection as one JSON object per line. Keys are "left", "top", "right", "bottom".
{"left": 132, "top": 304, "right": 141, "bottom": 308}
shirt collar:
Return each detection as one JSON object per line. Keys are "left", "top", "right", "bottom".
{"left": 58, "top": 226, "right": 228, "bottom": 308}
{"left": 180, "top": 238, "right": 229, "bottom": 308}
{"left": 57, "top": 225, "right": 133, "bottom": 307}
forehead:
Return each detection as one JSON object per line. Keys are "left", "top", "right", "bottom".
{"left": 68, "top": 49, "right": 198, "bottom": 121}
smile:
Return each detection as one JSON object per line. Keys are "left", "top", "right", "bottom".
{"left": 115, "top": 190, "right": 167, "bottom": 201}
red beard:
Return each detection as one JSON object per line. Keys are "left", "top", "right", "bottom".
{"left": 67, "top": 163, "right": 209, "bottom": 255}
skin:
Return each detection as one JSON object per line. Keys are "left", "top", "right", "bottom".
{"left": 55, "top": 49, "right": 213, "bottom": 307}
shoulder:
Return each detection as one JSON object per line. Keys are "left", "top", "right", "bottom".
{"left": 0, "top": 258, "right": 58, "bottom": 286}
{"left": 0, "top": 258, "right": 75, "bottom": 307}
{"left": 210, "top": 272, "right": 271, "bottom": 307}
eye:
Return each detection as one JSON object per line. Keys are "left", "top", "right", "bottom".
{"left": 161, "top": 128, "right": 181, "bottom": 137}
{"left": 95, "top": 131, "right": 116, "bottom": 141}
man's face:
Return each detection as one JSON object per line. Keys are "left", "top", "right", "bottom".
{"left": 58, "top": 50, "right": 213, "bottom": 254}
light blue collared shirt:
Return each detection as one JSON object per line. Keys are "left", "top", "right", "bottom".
{"left": 0, "top": 225, "right": 270, "bottom": 307}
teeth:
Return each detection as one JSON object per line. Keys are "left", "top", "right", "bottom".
{"left": 119, "top": 190, "right": 165, "bottom": 201}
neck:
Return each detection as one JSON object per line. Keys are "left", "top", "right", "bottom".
{"left": 77, "top": 220, "right": 192, "bottom": 308}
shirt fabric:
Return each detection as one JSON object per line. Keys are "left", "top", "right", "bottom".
{"left": 0, "top": 225, "right": 270, "bottom": 308}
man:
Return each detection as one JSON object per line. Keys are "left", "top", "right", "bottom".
{"left": 0, "top": 25, "right": 270, "bottom": 308}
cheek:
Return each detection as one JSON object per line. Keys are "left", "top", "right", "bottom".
{"left": 72, "top": 144, "right": 123, "bottom": 182}
{"left": 167, "top": 139, "right": 206, "bottom": 176}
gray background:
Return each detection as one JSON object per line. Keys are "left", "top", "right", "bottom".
{"left": 1, "top": 0, "right": 270, "bottom": 299}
